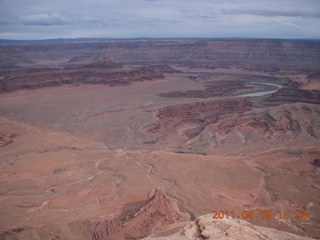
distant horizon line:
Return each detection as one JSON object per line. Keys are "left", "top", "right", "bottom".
{"left": 1, "top": 37, "right": 320, "bottom": 43}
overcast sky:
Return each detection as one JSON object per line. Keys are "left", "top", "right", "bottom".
{"left": 0, "top": 0, "right": 319, "bottom": 40}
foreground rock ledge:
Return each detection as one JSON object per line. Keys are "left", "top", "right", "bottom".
{"left": 143, "top": 214, "right": 315, "bottom": 240}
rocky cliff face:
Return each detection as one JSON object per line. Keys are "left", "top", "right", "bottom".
{"left": 0, "top": 61, "right": 178, "bottom": 92}
{"left": 1, "top": 39, "right": 319, "bottom": 70}
{"left": 143, "top": 214, "right": 315, "bottom": 240}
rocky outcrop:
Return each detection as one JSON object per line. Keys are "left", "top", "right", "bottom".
{"left": 147, "top": 98, "right": 252, "bottom": 138}
{"left": 145, "top": 99, "right": 320, "bottom": 154}
{"left": 88, "top": 189, "right": 188, "bottom": 240}
{"left": 158, "top": 81, "right": 251, "bottom": 98}
{"left": 0, "top": 133, "right": 16, "bottom": 148}
{"left": 0, "top": 189, "right": 189, "bottom": 240}
{"left": 310, "top": 159, "right": 320, "bottom": 168}
{"left": 0, "top": 61, "right": 178, "bottom": 92}
{"left": 143, "top": 214, "right": 315, "bottom": 240}
{"left": 182, "top": 104, "right": 320, "bottom": 154}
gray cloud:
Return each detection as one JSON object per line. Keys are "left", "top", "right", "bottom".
{"left": 19, "top": 13, "right": 68, "bottom": 26}
{"left": 180, "top": 9, "right": 217, "bottom": 23}
{"left": 0, "top": 0, "right": 319, "bottom": 39}
{"left": 223, "top": 8, "right": 320, "bottom": 18}
{"left": 0, "top": 18, "right": 13, "bottom": 25}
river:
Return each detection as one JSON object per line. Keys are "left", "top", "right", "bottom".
{"left": 234, "top": 81, "right": 283, "bottom": 97}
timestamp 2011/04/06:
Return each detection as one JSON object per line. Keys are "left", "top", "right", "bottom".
{"left": 212, "top": 210, "right": 308, "bottom": 220}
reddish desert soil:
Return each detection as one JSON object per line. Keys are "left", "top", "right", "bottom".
{"left": 0, "top": 65, "right": 319, "bottom": 239}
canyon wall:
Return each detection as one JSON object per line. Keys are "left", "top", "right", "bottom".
{"left": 0, "top": 61, "right": 178, "bottom": 92}
{"left": 1, "top": 39, "right": 319, "bottom": 70}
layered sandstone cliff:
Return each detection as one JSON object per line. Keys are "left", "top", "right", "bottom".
{"left": 1, "top": 39, "right": 319, "bottom": 70}
{"left": 0, "top": 61, "right": 178, "bottom": 92}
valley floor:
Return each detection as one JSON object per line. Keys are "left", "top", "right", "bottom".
{"left": 0, "top": 67, "right": 319, "bottom": 239}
